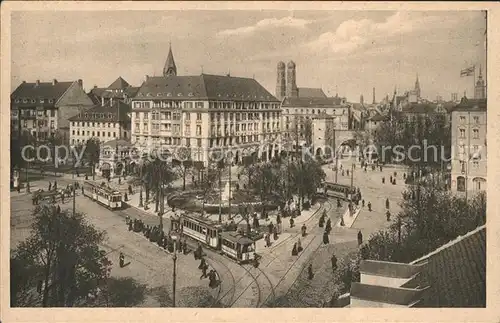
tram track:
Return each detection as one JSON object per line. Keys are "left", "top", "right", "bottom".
{"left": 260, "top": 199, "right": 334, "bottom": 307}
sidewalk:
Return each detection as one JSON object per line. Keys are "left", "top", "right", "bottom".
{"left": 335, "top": 205, "right": 361, "bottom": 228}
{"left": 124, "top": 189, "right": 176, "bottom": 219}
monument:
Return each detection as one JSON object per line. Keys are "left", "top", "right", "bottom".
{"left": 221, "top": 180, "right": 233, "bottom": 201}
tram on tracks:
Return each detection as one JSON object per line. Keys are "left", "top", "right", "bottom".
{"left": 172, "top": 213, "right": 257, "bottom": 264}
{"left": 321, "top": 181, "right": 358, "bottom": 200}
{"left": 82, "top": 181, "right": 123, "bottom": 210}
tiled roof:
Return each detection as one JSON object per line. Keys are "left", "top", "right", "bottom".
{"left": 68, "top": 100, "right": 131, "bottom": 122}
{"left": 297, "top": 87, "right": 327, "bottom": 98}
{"left": 108, "top": 76, "right": 130, "bottom": 89}
{"left": 11, "top": 80, "right": 74, "bottom": 103}
{"left": 351, "top": 282, "right": 428, "bottom": 306}
{"left": 410, "top": 225, "right": 486, "bottom": 307}
{"left": 134, "top": 74, "right": 278, "bottom": 102}
{"left": 367, "top": 113, "right": 389, "bottom": 122}
{"left": 360, "top": 260, "right": 425, "bottom": 279}
{"left": 102, "top": 138, "right": 133, "bottom": 148}
{"left": 402, "top": 103, "right": 438, "bottom": 114}
{"left": 89, "top": 86, "right": 139, "bottom": 100}
{"left": 449, "top": 98, "right": 487, "bottom": 113}
{"left": 282, "top": 96, "right": 344, "bottom": 107}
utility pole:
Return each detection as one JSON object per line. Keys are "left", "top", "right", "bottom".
{"left": 218, "top": 159, "right": 222, "bottom": 223}
{"left": 172, "top": 236, "right": 178, "bottom": 307}
{"left": 334, "top": 128, "right": 338, "bottom": 183}
{"left": 228, "top": 151, "right": 232, "bottom": 220}
{"left": 350, "top": 163, "right": 354, "bottom": 190}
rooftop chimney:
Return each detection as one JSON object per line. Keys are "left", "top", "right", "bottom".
{"left": 94, "top": 85, "right": 98, "bottom": 89}
{"left": 101, "top": 97, "right": 104, "bottom": 106}
{"left": 78, "top": 79, "right": 83, "bottom": 88}
{"left": 52, "top": 79, "right": 58, "bottom": 85}
{"left": 35, "top": 80, "right": 40, "bottom": 86}
{"left": 22, "top": 80, "right": 26, "bottom": 84}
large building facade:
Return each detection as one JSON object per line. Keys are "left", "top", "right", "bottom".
{"left": 450, "top": 97, "right": 487, "bottom": 192}
{"left": 69, "top": 100, "right": 131, "bottom": 146}
{"left": 130, "top": 48, "right": 281, "bottom": 166}
{"left": 11, "top": 79, "right": 94, "bottom": 143}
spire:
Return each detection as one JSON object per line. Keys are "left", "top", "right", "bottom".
{"left": 163, "top": 43, "right": 177, "bottom": 77}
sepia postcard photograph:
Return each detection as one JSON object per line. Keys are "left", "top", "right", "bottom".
{"left": 1, "top": 1, "right": 499, "bottom": 322}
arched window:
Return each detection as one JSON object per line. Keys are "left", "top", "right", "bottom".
{"left": 473, "top": 177, "right": 486, "bottom": 191}
{"left": 457, "top": 176, "right": 466, "bottom": 192}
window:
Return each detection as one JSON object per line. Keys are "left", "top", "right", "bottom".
{"left": 473, "top": 116, "right": 479, "bottom": 124}
{"left": 197, "top": 112, "right": 202, "bottom": 120}
{"left": 184, "top": 112, "right": 191, "bottom": 120}
{"left": 473, "top": 129, "right": 479, "bottom": 139}
{"left": 51, "top": 110, "right": 56, "bottom": 117}
{"left": 135, "top": 123, "right": 140, "bottom": 130}
{"left": 473, "top": 161, "right": 479, "bottom": 169}
{"left": 195, "top": 102, "right": 203, "bottom": 109}
{"left": 113, "top": 132, "right": 116, "bottom": 138}
{"left": 77, "top": 130, "right": 80, "bottom": 135}
{"left": 460, "top": 116, "right": 466, "bottom": 123}
{"left": 459, "top": 128, "right": 466, "bottom": 138}
{"left": 97, "top": 131, "right": 100, "bottom": 137}
{"left": 196, "top": 125, "right": 202, "bottom": 136}
{"left": 50, "top": 120, "right": 54, "bottom": 129}
{"left": 72, "top": 130, "right": 75, "bottom": 135}
{"left": 166, "top": 112, "right": 172, "bottom": 120}
{"left": 135, "top": 112, "right": 139, "bottom": 119}
{"left": 197, "top": 138, "right": 202, "bottom": 147}
{"left": 108, "top": 132, "right": 111, "bottom": 137}
{"left": 144, "top": 123, "right": 148, "bottom": 131}
{"left": 92, "top": 131, "right": 95, "bottom": 136}
{"left": 144, "top": 112, "right": 149, "bottom": 120}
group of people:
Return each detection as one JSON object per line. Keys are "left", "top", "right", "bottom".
{"left": 126, "top": 217, "right": 189, "bottom": 254}
{"left": 193, "top": 244, "right": 218, "bottom": 287}
{"left": 263, "top": 221, "right": 279, "bottom": 247}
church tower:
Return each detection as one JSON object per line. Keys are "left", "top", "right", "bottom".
{"left": 286, "top": 60, "right": 298, "bottom": 98}
{"left": 163, "top": 43, "right": 177, "bottom": 77}
{"left": 414, "top": 74, "right": 421, "bottom": 99}
{"left": 276, "top": 61, "right": 286, "bottom": 100}
{"left": 474, "top": 66, "right": 486, "bottom": 99}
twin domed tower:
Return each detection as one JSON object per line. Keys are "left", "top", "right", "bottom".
{"left": 276, "top": 61, "right": 298, "bottom": 100}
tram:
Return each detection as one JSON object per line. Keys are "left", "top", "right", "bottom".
{"left": 322, "top": 181, "right": 357, "bottom": 200}
{"left": 181, "top": 213, "right": 223, "bottom": 248}
{"left": 220, "top": 231, "right": 256, "bottom": 264}
{"left": 82, "top": 181, "right": 123, "bottom": 209}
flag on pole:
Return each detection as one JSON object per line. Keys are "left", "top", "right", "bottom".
{"left": 460, "top": 66, "right": 475, "bottom": 77}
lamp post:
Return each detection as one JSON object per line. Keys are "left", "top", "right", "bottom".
{"left": 170, "top": 232, "right": 178, "bottom": 307}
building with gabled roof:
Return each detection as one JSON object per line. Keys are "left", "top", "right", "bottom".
{"left": 130, "top": 47, "right": 281, "bottom": 166}
{"left": 11, "top": 79, "right": 94, "bottom": 143}
{"left": 88, "top": 76, "right": 139, "bottom": 106}
{"left": 346, "top": 224, "right": 486, "bottom": 307}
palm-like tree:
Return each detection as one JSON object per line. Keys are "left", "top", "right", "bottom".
{"left": 142, "top": 157, "right": 176, "bottom": 230}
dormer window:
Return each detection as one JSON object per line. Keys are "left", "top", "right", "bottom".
{"left": 146, "top": 93, "right": 151, "bottom": 97}
{"left": 177, "top": 93, "right": 182, "bottom": 96}
{"left": 108, "top": 113, "right": 112, "bottom": 119}
{"left": 22, "top": 98, "right": 27, "bottom": 103}
{"left": 49, "top": 99, "right": 54, "bottom": 103}
{"left": 14, "top": 99, "right": 19, "bottom": 103}
{"left": 31, "top": 99, "right": 36, "bottom": 103}
{"left": 40, "top": 99, "right": 45, "bottom": 103}
{"left": 157, "top": 93, "right": 162, "bottom": 97}
{"left": 167, "top": 93, "right": 172, "bottom": 97}
{"left": 85, "top": 113, "right": 88, "bottom": 118}
{"left": 188, "top": 93, "right": 193, "bottom": 97}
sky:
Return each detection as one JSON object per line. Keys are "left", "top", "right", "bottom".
{"left": 11, "top": 10, "right": 486, "bottom": 103}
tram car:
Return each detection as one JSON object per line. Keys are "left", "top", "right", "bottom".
{"left": 82, "top": 181, "right": 123, "bottom": 210}
{"left": 180, "top": 213, "right": 222, "bottom": 249}
{"left": 220, "top": 231, "right": 256, "bottom": 264}
{"left": 322, "top": 181, "right": 357, "bottom": 200}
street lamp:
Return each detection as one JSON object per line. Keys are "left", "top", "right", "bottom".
{"left": 170, "top": 232, "right": 178, "bottom": 307}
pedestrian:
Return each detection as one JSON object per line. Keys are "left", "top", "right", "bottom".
{"left": 128, "top": 185, "right": 133, "bottom": 195}
{"left": 325, "top": 218, "right": 332, "bottom": 234}
{"left": 57, "top": 205, "right": 61, "bottom": 213}
{"left": 386, "top": 198, "right": 390, "bottom": 209}
{"left": 289, "top": 217, "right": 294, "bottom": 228}
{"left": 393, "top": 178, "right": 396, "bottom": 185}
{"left": 362, "top": 199, "right": 365, "bottom": 208}
{"left": 368, "top": 202, "right": 372, "bottom": 211}
{"left": 297, "top": 238, "right": 303, "bottom": 253}
{"left": 323, "top": 231, "right": 330, "bottom": 244}
{"left": 347, "top": 169, "right": 350, "bottom": 177}
{"left": 208, "top": 270, "right": 217, "bottom": 288}
{"left": 380, "top": 165, "right": 383, "bottom": 172}
{"left": 61, "top": 194, "right": 65, "bottom": 204}
{"left": 301, "top": 224, "right": 307, "bottom": 237}
{"left": 273, "top": 225, "right": 278, "bottom": 240}
{"left": 119, "top": 252, "right": 125, "bottom": 268}
{"left": 200, "top": 263, "right": 208, "bottom": 279}
{"left": 394, "top": 171, "right": 397, "bottom": 177}
{"left": 331, "top": 254, "right": 338, "bottom": 272}
{"left": 182, "top": 239, "right": 188, "bottom": 254}
{"left": 319, "top": 214, "right": 325, "bottom": 227}
{"left": 364, "top": 166, "right": 367, "bottom": 172}
{"left": 357, "top": 230, "right": 363, "bottom": 246}
{"left": 403, "top": 173, "right": 406, "bottom": 180}
{"left": 292, "top": 243, "right": 298, "bottom": 256}
{"left": 386, "top": 210, "right": 391, "bottom": 221}
{"left": 198, "top": 257, "right": 206, "bottom": 269}
{"left": 81, "top": 186, "right": 84, "bottom": 195}
{"left": 268, "top": 221, "right": 274, "bottom": 234}
{"left": 390, "top": 175, "right": 393, "bottom": 183}
{"left": 54, "top": 181, "right": 57, "bottom": 190}
{"left": 48, "top": 182, "right": 52, "bottom": 191}
{"left": 382, "top": 177, "right": 385, "bottom": 184}
{"left": 118, "top": 177, "right": 121, "bottom": 185}
{"left": 308, "top": 264, "right": 314, "bottom": 280}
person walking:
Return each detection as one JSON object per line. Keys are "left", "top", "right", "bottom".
{"left": 289, "top": 217, "right": 294, "bottom": 228}
{"left": 119, "top": 252, "right": 125, "bottom": 268}
{"left": 200, "top": 263, "right": 208, "bottom": 279}
{"left": 301, "top": 224, "right": 307, "bottom": 237}
{"left": 362, "top": 199, "right": 365, "bottom": 208}
{"left": 382, "top": 177, "right": 385, "bottom": 184}
{"left": 386, "top": 210, "right": 391, "bottom": 221}
{"left": 323, "top": 231, "right": 330, "bottom": 244}
{"left": 368, "top": 202, "right": 372, "bottom": 211}
{"left": 386, "top": 198, "right": 390, "bottom": 209}
{"left": 48, "top": 182, "right": 52, "bottom": 191}
{"left": 308, "top": 264, "right": 314, "bottom": 280}
{"left": 357, "top": 230, "right": 363, "bottom": 246}
{"left": 297, "top": 238, "right": 303, "bottom": 253}
{"left": 325, "top": 218, "right": 332, "bottom": 234}
{"left": 331, "top": 254, "right": 338, "bottom": 273}
{"left": 291, "top": 243, "right": 298, "bottom": 256}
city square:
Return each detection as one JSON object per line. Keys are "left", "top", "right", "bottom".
{"left": 8, "top": 8, "right": 487, "bottom": 309}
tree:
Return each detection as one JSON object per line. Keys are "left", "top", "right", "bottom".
{"left": 143, "top": 157, "right": 176, "bottom": 229}
{"left": 48, "top": 131, "right": 65, "bottom": 175}
{"left": 199, "top": 164, "right": 218, "bottom": 214}
{"left": 173, "top": 147, "right": 193, "bottom": 191}
{"left": 289, "top": 155, "right": 325, "bottom": 206}
{"left": 10, "top": 204, "right": 111, "bottom": 307}
{"left": 85, "top": 138, "right": 100, "bottom": 180}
